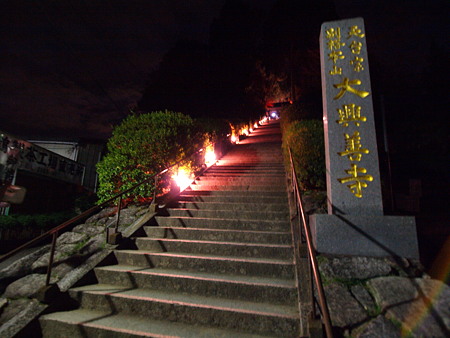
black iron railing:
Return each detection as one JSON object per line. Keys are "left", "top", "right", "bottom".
{"left": 0, "top": 143, "right": 215, "bottom": 287}
{"left": 288, "top": 147, "right": 333, "bottom": 338}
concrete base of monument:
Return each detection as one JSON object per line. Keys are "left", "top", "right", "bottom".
{"left": 309, "top": 214, "right": 420, "bottom": 259}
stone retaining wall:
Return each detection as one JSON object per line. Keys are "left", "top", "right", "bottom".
{"left": 0, "top": 203, "right": 151, "bottom": 337}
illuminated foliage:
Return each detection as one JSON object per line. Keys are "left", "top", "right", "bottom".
{"left": 281, "top": 105, "right": 325, "bottom": 190}
{"left": 96, "top": 111, "right": 199, "bottom": 204}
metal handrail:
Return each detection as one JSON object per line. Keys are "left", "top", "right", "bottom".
{"left": 288, "top": 147, "right": 333, "bottom": 338}
{"left": 0, "top": 142, "right": 214, "bottom": 287}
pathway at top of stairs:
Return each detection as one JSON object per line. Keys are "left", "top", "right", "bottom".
{"left": 40, "top": 120, "right": 302, "bottom": 337}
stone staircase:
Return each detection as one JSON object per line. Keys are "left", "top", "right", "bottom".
{"left": 40, "top": 121, "right": 302, "bottom": 337}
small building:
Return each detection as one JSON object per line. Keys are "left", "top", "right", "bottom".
{"left": 1, "top": 130, "right": 104, "bottom": 214}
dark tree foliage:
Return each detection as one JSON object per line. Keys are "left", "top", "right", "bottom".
{"left": 139, "top": 0, "right": 265, "bottom": 120}
{"left": 139, "top": 0, "right": 338, "bottom": 121}
{"left": 139, "top": 40, "right": 210, "bottom": 117}
{"left": 258, "top": 0, "right": 337, "bottom": 107}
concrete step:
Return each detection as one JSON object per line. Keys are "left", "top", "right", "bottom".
{"left": 135, "top": 238, "right": 293, "bottom": 260}
{"left": 114, "top": 250, "right": 295, "bottom": 279}
{"left": 67, "top": 284, "right": 300, "bottom": 336}
{"left": 206, "top": 166, "right": 285, "bottom": 173}
{"left": 180, "top": 189, "right": 287, "bottom": 198}
{"left": 202, "top": 172, "right": 285, "bottom": 178}
{"left": 194, "top": 176, "right": 286, "bottom": 185}
{"left": 172, "top": 201, "right": 288, "bottom": 212}
{"left": 189, "top": 183, "right": 286, "bottom": 192}
{"left": 40, "top": 308, "right": 276, "bottom": 338}
{"left": 177, "top": 193, "right": 288, "bottom": 204}
{"left": 217, "top": 160, "right": 284, "bottom": 163}
{"left": 153, "top": 216, "right": 291, "bottom": 232}
{"left": 161, "top": 208, "right": 289, "bottom": 221}
{"left": 94, "top": 265, "right": 297, "bottom": 305}
{"left": 143, "top": 226, "right": 292, "bottom": 244}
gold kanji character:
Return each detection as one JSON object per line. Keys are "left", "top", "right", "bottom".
{"left": 329, "top": 65, "right": 342, "bottom": 75}
{"left": 327, "top": 39, "right": 345, "bottom": 51}
{"left": 328, "top": 50, "right": 345, "bottom": 63}
{"left": 348, "top": 25, "right": 365, "bottom": 38}
{"left": 349, "top": 41, "right": 362, "bottom": 54}
{"left": 336, "top": 104, "right": 367, "bottom": 127}
{"left": 326, "top": 27, "right": 345, "bottom": 51}
{"left": 326, "top": 27, "right": 341, "bottom": 39}
{"left": 338, "top": 163, "right": 373, "bottom": 198}
{"left": 338, "top": 131, "right": 369, "bottom": 161}
{"left": 350, "top": 56, "right": 364, "bottom": 72}
{"left": 333, "top": 78, "right": 370, "bottom": 100}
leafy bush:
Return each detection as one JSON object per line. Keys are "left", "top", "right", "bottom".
{"left": 0, "top": 211, "right": 75, "bottom": 231}
{"left": 96, "top": 110, "right": 206, "bottom": 204}
{"left": 0, "top": 215, "right": 19, "bottom": 229}
{"left": 280, "top": 101, "right": 319, "bottom": 132}
{"left": 194, "top": 118, "right": 230, "bottom": 142}
{"left": 282, "top": 119, "right": 326, "bottom": 190}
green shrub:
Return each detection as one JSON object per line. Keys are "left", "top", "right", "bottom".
{"left": 96, "top": 110, "right": 205, "bottom": 204}
{"left": 194, "top": 118, "right": 230, "bottom": 142}
{"left": 0, "top": 215, "right": 19, "bottom": 229}
{"left": 280, "top": 101, "right": 319, "bottom": 133}
{"left": 15, "top": 214, "right": 35, "bottom": 227}
{"left": 0, "top": 211, "right": 76, "bottom": 231}
{"left": 283, "top": 119, "right": 326, "bottom": 190}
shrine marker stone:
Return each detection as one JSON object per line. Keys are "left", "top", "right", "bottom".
{"left": 310, "top": 17, "right": 419, "bottom": 259}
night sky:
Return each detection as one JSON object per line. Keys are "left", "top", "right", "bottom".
{"left": 0, "top": 0, "right": 448, "bottom": 141}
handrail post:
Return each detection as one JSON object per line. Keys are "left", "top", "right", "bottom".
{"left": 152, "top": 174, "right": 159, "bottom": 205}
{"left": 45, "top": 231, "right": 58, "bottom": 286}
{"left": 115, "top": 195, "right": 123, "bottom": 232}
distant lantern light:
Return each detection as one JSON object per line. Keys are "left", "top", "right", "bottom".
{"left": 254, "top": 122, "right": 258, "bottom": 129}
{"left": 172, "top": 167, "right": 192, "bottom": 191}
{"left": 271, "top": 112, "right": 277, "bottom": 118}
{"left": 205, "top": 147, "right": 216, "bottom": 165}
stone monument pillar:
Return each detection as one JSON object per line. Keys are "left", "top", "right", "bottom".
{"left": 310, "top": 17, "right": 419, "bottom": 259}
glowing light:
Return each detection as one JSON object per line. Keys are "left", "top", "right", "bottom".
{"left": 172, "top": 167, "right": 192, "bottom": 191}
{"left": 254, "top": 123, "right": 258, "bottom": 129}
{"left": 231, "top": 135, "right": 237, "bottom": 143}
{"left": 204, "top": 147, "right": 216, "bottom": 165}
{"left": 249, "top": 128, "right": 253, "bottom": 133}
{"left": 271, "top": 112, "right": 277, "bottom": 118}
{"left": 242, "top": 128, "right": 249, "bottom": 136}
